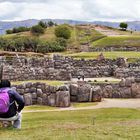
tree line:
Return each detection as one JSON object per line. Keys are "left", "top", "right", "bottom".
{"left": 6, "top": 21, "right": 56, "bottom": 34}
{"left": 1, "top": 23, "right": 71, "bottom": 53}
{"left": 0, "top": 37, "right": 67, "bottom": 53}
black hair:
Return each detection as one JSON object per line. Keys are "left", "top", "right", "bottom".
{"left": 0, "top": 79, "right": 11, "bottom": 88}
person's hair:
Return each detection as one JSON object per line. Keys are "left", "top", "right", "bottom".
{"left": 0, "top": 79, "right": 11, "bottom": 88}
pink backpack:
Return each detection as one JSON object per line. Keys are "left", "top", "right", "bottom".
{"left": 0, "top": 89, "right": 10, "bottom": 114}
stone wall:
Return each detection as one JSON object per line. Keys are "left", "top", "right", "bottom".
{"left": 12, "top": 82, "right": 70, "bottom": 107}
{"left": 12, "top": 82, "right": 102, "bottom": 107}
{"left": 94, "top": 78, "right": 140, "bottom": 98}
{"left": 11, "top": 78, "right": 140, "bottom": 107}
{"left": 0, "top": 55, "right": 140, "bottom": 81}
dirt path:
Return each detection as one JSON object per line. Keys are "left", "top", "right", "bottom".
{"left": 23, "top": 99, "right": 140, "bottom": 113}
{"left": 95, "top": 26, "right": 129, "bottom": 36}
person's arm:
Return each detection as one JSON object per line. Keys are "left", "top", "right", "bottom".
{"left": 11, "top": 90, "right": 25, "bottom": 112}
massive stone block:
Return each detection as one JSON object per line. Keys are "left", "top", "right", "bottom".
{"left": 102, "top": 85, "right": 113, "bottom": 98}
{"left": 77, "top": 84, "right": 91, "bottom": 102}
{"left": 92, "top": 86, "right": 102, "bottom": 102}
{"left": 47, "top": 94, "right": 56, "bottom": 107}
{"left": 56, "top": 91, "right": 70, "bottom": 107}
{"left": 24, "top": 93, "right": 32, "bottom": 106}
{"left": 70, "top": 84, "right": 78, "bottom": 96}
{"left": 131, "top": 83, "right": 140, "bottom": 98}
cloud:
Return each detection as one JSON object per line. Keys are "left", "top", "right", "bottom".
{"left": 0, "top": 0, "right": 140, "bottom": 21}
{"left": 0, "top": 2, "right": 22, "bottom": 20}
{"left": 0, "top": 0, "right": 49, "bottom": 3}
{"left": 82, "top": 0, "right": 140, "bottom": 21}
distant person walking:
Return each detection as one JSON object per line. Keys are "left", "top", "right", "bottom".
{"left": 0, "top": 80, "right": 25, "bottom": 129}
{"left": 77, "top": 75, "right": 81, "bottom": 81}
{"left": 82, "top": 75, "right": 85, "bottom": 81}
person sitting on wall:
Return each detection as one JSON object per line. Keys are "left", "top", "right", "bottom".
{"left": 0, "top": 80, "right": 25, "bottom": 129}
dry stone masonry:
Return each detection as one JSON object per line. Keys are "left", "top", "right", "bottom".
{"left": 11, "top": 78, "right": 140, "bottom": 107}
{"left": 1, "top": 55, "right": 140, "bottom": 81}
{"left": 12, "top": 82, "right": 103, "bottom": 107}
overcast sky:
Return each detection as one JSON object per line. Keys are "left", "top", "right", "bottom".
{"left": 0, "top": 0, "right": 140, "bottom": 21}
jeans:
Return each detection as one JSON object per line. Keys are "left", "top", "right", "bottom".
{"left": 0, "top": 113, "right": 22, "bottom": 129}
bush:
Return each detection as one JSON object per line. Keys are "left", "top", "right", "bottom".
{"left": 6, "top": 30, "right": 13, "bottom": 34}
{"left": 38, "top": 40, "right": 65, "bottom": 53}
{"left": 6, "top": 26, "right": 30, "bottom": 34}
{"left": 47, "top": 21, "right": 55, "bottom": 27}
{"left": 0, "top": 35, "right": 66, "bottom": 53}
{"left": 31, "top": 25, "right": 45, "bottom": 35}
{"left": 56, "top": 37, "right": 67, "bottom": 48}
{"left": 55, "top": 24, "right": 71, "bottom": 39}
{"left": 38, "top": 21, "right": 47, "bottom": 28}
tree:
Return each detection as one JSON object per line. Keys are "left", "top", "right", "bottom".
{"left": 31, "top": 25, "right": 45, "bottom": 35}
{"left": 38, "top": 21, "right": 47, "bottom": 28}
{"left": 55, "top": 24, "right": 71, "bottom": 39}
{"left": 119, "top": 22, "right": 128, "bottom": 31}
{"left": 47, "top": 21, "right": 55, "bottom": 27}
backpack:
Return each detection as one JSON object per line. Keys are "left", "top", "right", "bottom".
{"left": 0, "top": 89, "right": 10, "bottom": 114}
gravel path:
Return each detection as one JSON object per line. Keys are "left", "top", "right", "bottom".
{"left": 23, "top": 99, "right": 140, "bottom": 113}
{"left": 95, "top": 26, "right": 129, "bottom": 36}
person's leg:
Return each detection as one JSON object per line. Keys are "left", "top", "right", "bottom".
{"left": 13, "top": 113, "right": 22, "bottom": 129}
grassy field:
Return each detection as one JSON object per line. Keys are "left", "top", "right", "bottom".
{"left": 72, "top": 102, "right": 98, "bottom": 108}
{"left": 66, "top": 51, "right": 140, "bottom": 60}
{"left": 12, "top": 80, "right": 66, "bottom": 86}
{"left": 0, "top": 108, "right": 140, "bottom": 140}
{"left": 92, "top": 36, "right": 140, "bottom": 48}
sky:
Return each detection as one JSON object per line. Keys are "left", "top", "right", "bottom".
{"left": 0, "top": 0, "right": 140, "bottom": 21}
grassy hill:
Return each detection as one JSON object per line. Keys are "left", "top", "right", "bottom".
{"left": 0, "top": 25, "right": 106, "bottom": 52}
{"left": 92, "top": 36, "right": 140, "bottom": 48}
{"left": 1, "top": 24, "right": 140, "bottom": 55}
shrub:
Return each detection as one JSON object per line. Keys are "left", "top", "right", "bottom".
{"left": 56, "top": 37, "right": 67, "bottom": 48}
{"left": 105, "top": 80, "right": 108, "bottom": 82}
{"left": 94, "top": 80, "right": 97, "bottom": 82}
{"left": 38, "top": 21, "right": 47, "bottom": 28}
{"left": 55, "top": 24, "right": 71, "bottom": 39}
{"left": 6, "top": 26, "right": 30, "bottom": 34}
{"left": 6, "top": 30, "right": 13, "bottom": 34}
{"left": 31, "top": 25, "right": 45, "bottom": 35}
{"left": 47, "top": 21, "right": 55, "bottom": 27}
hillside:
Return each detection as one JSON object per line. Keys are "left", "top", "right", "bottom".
{"left": 1, "top": 19, "right": 140, "bottom": 35}
{"left": 1, "top": 24, "right": 106, "bottom": 52}
{"left": 2, "top": 24, "right": 140, "bottom": 51}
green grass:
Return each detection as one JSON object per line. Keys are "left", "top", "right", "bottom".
{"left": 24, "top": 105, "right": 57, "bottom": 111}
{"left": 72, "top": 102, "right": 98, "bottom": 108}
{"left": 92, "top": 36, "right": 140, "bottom": 48}
{"left": 0, "top": 108, "right": 140, "bottom": 140}
{"left": 12, "top": 80, "right": 65, "bottom": 86}
{"left": 66, "top": 52, "right": 140, "bottom": 59}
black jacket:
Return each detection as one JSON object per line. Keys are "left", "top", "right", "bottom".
{"left": 0, "top": 88, "right": 25, "bottom": 118}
